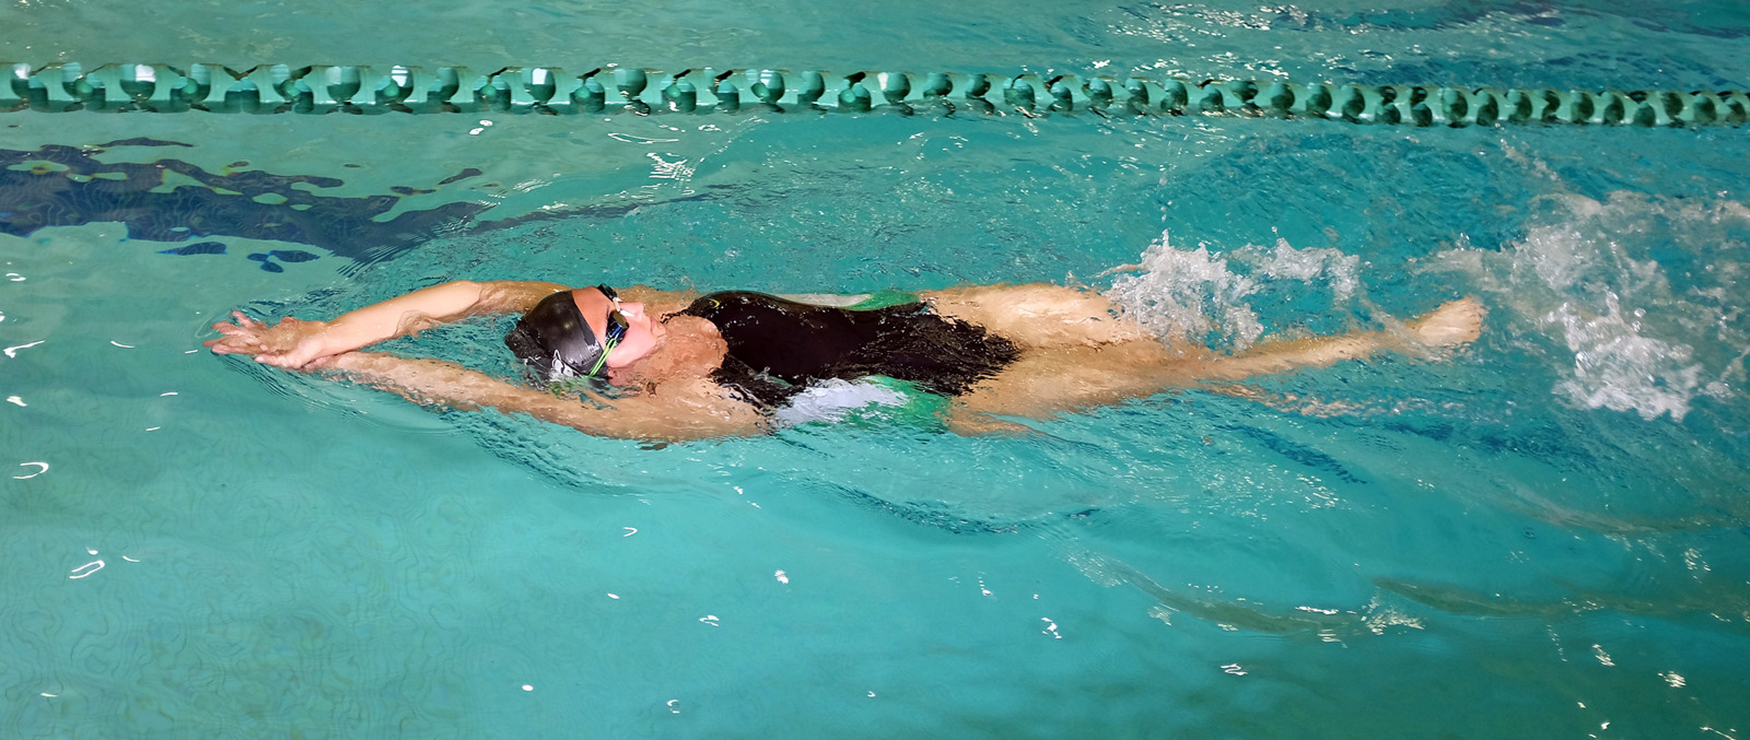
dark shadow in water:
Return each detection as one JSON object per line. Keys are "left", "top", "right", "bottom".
{"left": 1223, "top": 423, "right": 1370, "bottom": 485}
{"left": 0, "top": 139, "right": 492, "bottom": 262}
{"left": 0, "top": 138, "right": 727, "bottom": 268}
{"left": 1376, "top": 575, "right": 1750, "bottom": 627}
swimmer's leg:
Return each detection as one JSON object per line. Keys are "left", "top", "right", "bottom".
{"left": 949, "top": 339, "right": 1192, "bottom": 427}
{"left": 945, "top": 298, "right": 1484, "bottom": 431}
{"left": 1405, "top": 297, "right": 1485, "bottom": 348}
{"left": 1194, "top": 298, "right": 1484, "bottom": 381}
{"left": 921, "top": 283, "right": 1148, "bottom": 349}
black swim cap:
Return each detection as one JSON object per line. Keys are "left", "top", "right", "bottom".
{"left": 504, "top": 290, "right": 604, "bottom": 380}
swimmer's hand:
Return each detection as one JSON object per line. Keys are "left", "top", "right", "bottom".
{"left": 205, "top": 311, "right": 336, "bottom": 369}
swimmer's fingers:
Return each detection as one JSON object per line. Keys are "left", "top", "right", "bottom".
{"left": 252, "top": 341, "right": 331, "bottom": 371}
{"left": 210, "top": 319, "right": 251, "bottom": 336}
{"left": 207, "top": 322, "right": 277, "bottom": 356}
{"left": 205, "top": 330, "right": 262, "bottom": 354}
{"left": 252, "top": 353, "right": 298, "bottom": 369}
{"left": 208, "top": 313, "right": 273, "bottom": 351}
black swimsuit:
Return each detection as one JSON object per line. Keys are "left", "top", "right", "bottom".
{"left": 676, "top": 291, "right": 1021, "bottom": 408}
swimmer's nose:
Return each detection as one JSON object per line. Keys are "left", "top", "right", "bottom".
{"left": 621, "top": 302, "right": 645, "bottom": 317}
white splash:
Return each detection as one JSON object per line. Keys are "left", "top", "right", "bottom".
{"left": 1106, "top": 231, "right": 1361, "bottom": 353}
{"left": 1547, "top": 296, "right": 1702, "bottom": 420}
{"left": 1107, "top": 232, "right": 1261, "bottom": 351}
{"left": 1430, "top": 191, "right": 1750, "bottom": 421}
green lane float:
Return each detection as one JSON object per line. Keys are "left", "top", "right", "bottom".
{"left": 5, "top": 62, "right": 1745, "bottom": 127}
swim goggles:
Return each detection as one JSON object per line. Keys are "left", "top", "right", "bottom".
{"left": 585, "top": 284, "right": 630, "bottom": 378}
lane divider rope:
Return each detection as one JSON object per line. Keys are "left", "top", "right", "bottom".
{"left": 6, "top": 63, "right": 1746, "bottom": 127}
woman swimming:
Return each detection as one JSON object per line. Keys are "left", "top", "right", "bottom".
{"left": 206, "top": 280, "right": 1484, "bottom": 440}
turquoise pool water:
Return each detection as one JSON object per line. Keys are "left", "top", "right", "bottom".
{"left": 4, "top": 1, "right": 1750, "bottom": 738}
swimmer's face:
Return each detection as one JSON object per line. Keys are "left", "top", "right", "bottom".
{"left": 572, "top": 286, "right": 663, "bottom": 370}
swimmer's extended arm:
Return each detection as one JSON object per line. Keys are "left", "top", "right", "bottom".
{"left": 208, "top": 280, "right": 570, "bottom": 369}
{"left": 315, "top": 351, "right": 765, "bottom": 442}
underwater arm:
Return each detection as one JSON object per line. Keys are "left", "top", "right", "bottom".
{"left": 316, "top": 352, "right": 764, "bottom": 442}
{"left": 1190, "top": 298, "right": 1484, "bottom": 382}
{"left": 207, "top": 280, "right": 570, "bottom": 369}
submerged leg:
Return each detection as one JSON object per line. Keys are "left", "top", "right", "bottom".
{"left": 949, "top": 339, "right": 1192, "bottom": 426}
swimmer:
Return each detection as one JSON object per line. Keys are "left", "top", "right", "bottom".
{"left": 206, "top": 280, "right": 1483, "bottom": 440}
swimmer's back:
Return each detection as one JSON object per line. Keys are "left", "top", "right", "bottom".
{"left": 678, "top": 291, "right": 1020, "bottom": 407}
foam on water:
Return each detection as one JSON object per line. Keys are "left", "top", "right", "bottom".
{"left": 1432, "top": 191, "right": 1750, "bottom": 421}
{"left": 1105, "top": 230, "right": 1361, "bottom": 353}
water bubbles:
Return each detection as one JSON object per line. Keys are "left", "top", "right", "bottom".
{"left": 1434, "top": 190, "right": 1750, "bottom": 421}
{"left": 1106, "top": 232, "right": 1263, "bottom": 352}
{"left": 1547, "top": 297, "right": 1705, "bottom": 420}
{"left": 1105, "top": 231, "right": 1361, "bottom": 353}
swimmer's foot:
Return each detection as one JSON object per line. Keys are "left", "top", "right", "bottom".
{"left": 1406, "top": 297, "right": 1485, "bottom": 347}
